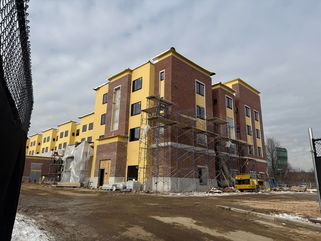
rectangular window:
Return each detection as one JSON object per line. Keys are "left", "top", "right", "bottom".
{"left": 87, "top": 136, "right": 92, "bottom": 142}
{"left": 64, "top": 130, "right": 68, "bottom": 137}
{"left": 82, "top": 125, "right": 87, "bottom": 132}
{"left": 58, "top": 143, "right": 62, "bottom": 149}
{"left": 102, "top": 93, "right": 108, "bottom": 104}
{"left": 60, "top": 132, "right": 63, "bottom": 138}
{"left": 43, "top": 137, "right": 46, "bottom": 143}
{"left": 159, "top": 70, "right": 165, "bottom": 81}
{"left": 257, "top": 146, "right": 262, "bottom": 157}
{"left": 129, "top": 127, "right": 140, "bottom": 141}
{"left": 101, "top": 114, "right": 106, "bottom": 125}
{"left": 47, "top": 136, "right": 50, "bottom": 142}
{"left": 42, "top": 148, "right": 44, "bottom": 153}
{"left": 99, "top": 135, "right": 104, "bottom": 139}
{"left": 111, "top": 86, "right": 121, "bottom": 130}
{"left": 63, "top": 142, "right": 67, "bottom": 149}
{"left": 246, "top": 125, "right": 252, "bottom": 136}
{"left": 226, "top": 96, "right": 233, "bottom": 109}
{"left": 226, "top": 117, "right": 235, "bottom": 139}
{"left": 131, "top": 101, "right": 141, "bottom": 116}
{"left": 45, "top": 147, "right": 48, "bottom": 152}
{"left": 256, "top": 129, "right": 261, "bottom": 139}
{"left": 88, "top": 122, "right": 94, "bottom": 130}
{"left": 76, "top": 129, "right": 80, "bottom": 136}
{"left": 254, "top": 110, "right": 259, "bottom": 121}
{"left": 196, "top": 133, "right": 207, "bottom": 146}
{"left": 196, "top": 81, "right": 205, "bottom": 96}
{"left": 245, "top": 106, "right": 251, "bottom": 117}
{"left": 132, "top": 77, "right": 142, "bottom": 92}
{"left": 248, "top": 145, "right": 253, "bottom": 155}
{"left": 198, "top": 167, "right": 208, "bottom": 185}
{"left": 196, "top": 105, "right": 205, "bottom": 119}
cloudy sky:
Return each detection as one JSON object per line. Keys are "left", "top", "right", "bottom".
{"left": 28, "top": 0, "right": 321, "bottom": 170}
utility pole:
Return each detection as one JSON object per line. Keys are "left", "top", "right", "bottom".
{"left": 308, "top": 128, "right": 321, "bottom": 213}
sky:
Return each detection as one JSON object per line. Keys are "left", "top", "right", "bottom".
{"left": 27, "top": 0, "right": 321, "bottom": 170}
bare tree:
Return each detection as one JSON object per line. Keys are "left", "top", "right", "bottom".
{"left": 266, "top": 137, "right": 280, "bottom": 178}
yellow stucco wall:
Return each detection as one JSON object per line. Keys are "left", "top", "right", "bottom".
{"left": 55, "top": 121, "right": 77, "bottom": 149}
{"left": 40, "top": 128, "right": 57, "bottom": 153}
{"left": 75, "top": 113, "right": 95, "bottom": 143}
{"left": 126, "top": 62, "right": 155, "bottom": 182}
{"left": 90, "top": 82, "right": 109, "bottom": 178}
{"left": 27, "top": 134, "right": 42, "bottom": 155}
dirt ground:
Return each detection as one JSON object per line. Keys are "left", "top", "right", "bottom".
{"left": 17, "top": 184, "right": 321, "bottom": 241}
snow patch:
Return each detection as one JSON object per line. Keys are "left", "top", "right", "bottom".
{"left": 273, "top": 213, "right": 310, "bottom": 223}
{"left": 12, "top": 213, "right": 54, "bottom": 241}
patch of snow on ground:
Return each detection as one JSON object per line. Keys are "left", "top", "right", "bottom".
{"left": 12, "top": 213, "right": 54, "bottom": 241}
{"left": 273, "top": 213, "right": 309, "bottom": 223}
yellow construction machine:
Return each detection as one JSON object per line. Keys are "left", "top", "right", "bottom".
{"left": 234, "top": 174, "right": 265, "bottom": 192}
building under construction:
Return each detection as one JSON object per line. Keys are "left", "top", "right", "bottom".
{"left": 26, "top": 48, "right": 267, "bottom": 192}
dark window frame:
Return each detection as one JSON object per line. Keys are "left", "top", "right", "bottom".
{"left": 226, "top": 96, "right": 233, "bottom": 109}
{"left": 159, "top": 70, "right": 165, "bottom": 81}
{"left": 246, "top": 125, "right": 252, "bottom": 136}
{"left": 129, "top": 127, "right": 140, "bottom": 142}
{"left": 196, "top": 105, "right": 205, "bottom": 120}
{"left": 60, "top": 132, "right": 63, "bottom": 138}
{"left": 64, "top": 130, "right": 68, "bottom": 137}
{"left": 132, "top": 77, "right": 142, "bottom": 92}
{"left": 76, "top": 129, "right": 80, "bottom": 136}
{"left": 245, "top": 106, "right": 251, "bottom": 117}
{"left": 256, "top": 129, "right": 261, "bottom": 139}
{"left": 131, "top": 101, "right": 141, "bottom": 116}
{"left": 101, "top": 113, "right": 106, "bottom": 125}
{"left": 196, "top": 81, "right": 205, "bottom": 96}
{"left": 102, "top": 93, "right": 108, "bottom": 104}
{"left": 254, "top": 110, "right": 259, "bottom": 121}
{"left": 88, "top": 122, "right": 94, "bottom": 130}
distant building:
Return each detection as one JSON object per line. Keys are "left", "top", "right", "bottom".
{"left": 276, "top": 147, "right": 288, "bottom": 174}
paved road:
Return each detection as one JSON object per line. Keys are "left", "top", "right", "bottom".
{"left": 17, "top": 184, "right": 321, "bottom": 241}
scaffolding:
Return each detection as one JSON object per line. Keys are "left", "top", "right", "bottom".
{"left": 138, "top": 96, "right": 235, "bottom": 192}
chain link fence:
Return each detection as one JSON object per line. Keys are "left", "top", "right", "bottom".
{"left": 0, "top": 0, "right": 33, "bottom": 133}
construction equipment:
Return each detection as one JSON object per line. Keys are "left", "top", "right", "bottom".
{"left": 234, "top": 174, "right": 265, "bottom": 192}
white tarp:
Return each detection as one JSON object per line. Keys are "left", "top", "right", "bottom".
{"left": 60, "top": 141, "right": 93, "bottom": 186}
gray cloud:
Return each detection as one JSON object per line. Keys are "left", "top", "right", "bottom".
{"left": 28, "top": 0, "right": 321, "bottom": 170}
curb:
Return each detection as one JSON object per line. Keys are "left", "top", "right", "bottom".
{"left": 217, "top": 205, "right": 321, "bottom": 231}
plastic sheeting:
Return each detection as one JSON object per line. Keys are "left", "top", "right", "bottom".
{"left": 60, "top": 141, "right": 93, "bottom": 186}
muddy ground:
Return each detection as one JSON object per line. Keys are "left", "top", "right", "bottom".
{"left": 17, "top": 184, "right": 321, "bottom": 241}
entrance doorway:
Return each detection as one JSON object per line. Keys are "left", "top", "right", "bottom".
{"left": 127, "top": 165, "right": 138, "bottom": 181}
{"left": 98, "top": 160, "right": 111, "bottom": 186}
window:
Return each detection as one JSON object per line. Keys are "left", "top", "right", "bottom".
{"left": 88, "top": 122, "right": 94, "bottom": 130}
{"left": 53, "top": 138, "right": 55, "bottom": 141}
{"left": 159, "top": 70, "right": 165, "bottom": 81}
{"left": 42, "top": 148, "right": 44, "bottom": 153}
{"left": 102, "top": 93, "right": 108, "bottom": 104}
{"left": 226, "top": 96, "right": 233, "bottom": 109}
{"left": 81, "top": 138, "right": 85, "bottom": 142}
{"left": 226, "top": 117, "right": 235, "bottom": 139}
{"left": 248, "top": 145, "right": 253, "bottom": 155}
{"left": 101, "top": 114, "right": 106, "bottom": 125}
{"left": 47, "top": 136, "right": 50, "bottom": 142}
{"left": 254, "top": 110, "right": 259, "bottom": 121}
{"left": 129, "top": 127, "right": 140, "bottom": 141}
{"left": 196, "top": 105, "right": 205, "bottom": 119}
{"left": 63, "top": 142, "right": 67, "bottom": 149}
{"left": 246, "top": 125, "right": 252, "bottom": 136}
{"left": 43, "top": 137, "right": 46, "bottom": 143}
{"left": 60, "top": 132, "right": 63, "bottom": 138}
{"left": 111, "top": 86, "right": 121, "bottom": 130}
{"left": 38, "top": 142, "right": 41, "bottom": 145}
{"left": 64, "top": 130, "right": 68, "bottom": 137}
{"left": 198, "top": 167, "right": 208, "bottom": 185}
{"left": 76, "top": 129, "right": 80, "bottom": 136}
{"left": 99, "top": 135, "right": 104, "bottom": 139}
{"left": 72, "top": 132, "right": 75, "bottom": 136}
{"left": 132, "top": 77, "right": 142, "bottom": 92}
{"left": 87, "top": 136, "right": 92, "bottom": 142}
{"left": 131, "top": 102, "right": 141, "bottom": 116}
{"left": 82, "top": 125, "right": 87, "bottom": 132}
{"left": 196, "top": 81, "right": 205, "bottom": 96}
{"left": 58, "top": 143, "right": 62, "bottom": 149}
{"left": 196, "top": 133, "right": 207, "bottom": 146}
{"left": 256, "top": 129, "right": 261, "bottom": 139}
{"left": 257, "top": 146, "right": 262, "bottom": 157}
{"left": 245, "top": 106, "right": 250, "bottom": 117}
{"left": 45, "top": 147, "right": 48, "bottom": 152}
